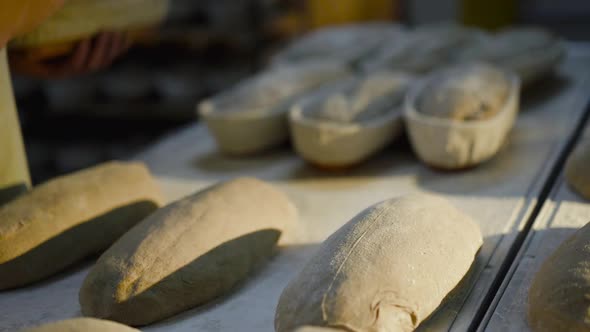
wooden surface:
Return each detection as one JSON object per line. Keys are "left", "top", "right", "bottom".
{"left": 481, "top": 118, "right": 590, "bottom": 332}
{"left": 0, "top": 52, "right": 589, "bottom": 332}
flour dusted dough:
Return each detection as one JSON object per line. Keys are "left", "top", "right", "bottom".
{"left": 198, "top": 62, "right": 349, "bottom": 155}
{"left": 458, "top": 27, "right": 563, "bottom": 85}
{"left": 275, "top": 194, "right": 482, "bottom": 332}
{"left": 0, "top": 161, "right": 163, "bottom": 290}
{"left": 20, "top": 318, "right": 139, "bottom": 332}
{"left": 311, "top": 72, "right": 412, "bottom": 123}
{"left": 295, "top": 327, "right": 345, "bottom": 332}
{"left": 417, "top": 63, "right": 510, "bottom": 121}
{"left": 404, "top": 63, "right": 520, "bottom": 169}
{"left": 11, "top": 0, "right": 169, "bottom": 48}
{"left": 528, "top": 222, "right": 590, "bottom": 331}
{"left": 80, "top": 177, "right": 297, "bottom": 326}
{"left": 289, "top": 72, "right": 412, "bottom": 167}
{"left": 271, "top": 23, "right": 402, "bottom": 67}
{"left": 565, "top": 139, "right": 590, "bottom": 200}
{"left": 361, "top": 23, "right": 484, "bottom": 74}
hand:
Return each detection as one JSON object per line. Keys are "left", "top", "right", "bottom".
{"left": 10, "top": 31, "right": 132, "bottom": 78}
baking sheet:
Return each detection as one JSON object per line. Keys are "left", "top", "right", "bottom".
{"left": 1, "top": 54, "right": 590, "bottom": 332}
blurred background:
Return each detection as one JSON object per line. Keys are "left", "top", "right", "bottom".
{"left": 10, "top": 0, "right": 590, "bottom": 183}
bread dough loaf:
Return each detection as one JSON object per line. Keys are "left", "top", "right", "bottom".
{"left": 20, "top": 318, "right": 139, "bottom": 332}
{"left": 0, "top": 161, "right": 163, "bottom": 290}
{"left": 11, "top": 0, "right": 169, "bottom": 48}
{"left": 198, "top": 62, "right": 349, "bottom": 155}
{"left": 295, "top": 327, "right": 345, "bottom": 332}
{"left": 289, "top": 71, "right": 412, "bottom": 168}
{"left": 460, "top": 28, "right": 555, "bottom": 63}
{"left": 275, "top": 194, "right": 482, "bottom": 332}
{"left": 565, "top": 139, "right": 590, "bottom": 200}
{"left": 271, "top": 23, "right": 401, "bottom": 67}
{"left": 80, "top": 177, "right": 297, "bottom": 326}
{"left": 458, "top": 28, "right": 563, "bottom": 85}
{"left": 417, "top": 63, "right": 509, "bottom": 121}
{"left": 313, "top": 72, "right": 412, "bottom": 123}
{"left": 528, "top": 222, "right": 590, "bottom": 331}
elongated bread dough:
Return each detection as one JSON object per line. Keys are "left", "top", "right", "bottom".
{"left": 565, "top": 139, "right": 590, "bottom": 200}
{"left": 80, "top": 177, "right": 297, "bottom": 326}
{"left": 457, "top": 28, "right": 563, "bottom": 85}
{"left": 0, "top": 161, "right": 163, "bottom": 290}
{"left": 417, "top": 63, "right": 509, "bottom": 121}
{"left": 295, "top": 327, "right": 345, "bottom": 332}
{"left": 528, "top": 222, "right": 590, "bottom": 331}
{"left": 275, "top": 194, "right": 482, "bottom": 332}
{"left": 20, "top": 318, "right": 139, "bottom": 332}
{"left": 11, "top": 0, "right": 169, "bottom": 48}
{"left": 295, "top": 326, "right": 346, "bottom": 332}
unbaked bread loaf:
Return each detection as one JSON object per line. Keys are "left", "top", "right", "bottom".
{"left": 198, "top": 61, "right": 349, "bottom": 155}
{"left": 20, "top": 318, "right": 139, "bottom": 332}
{"left": 271, "top": 23, "right": 402, "bottom": 67}
{"left": 565, "top": 139, "right": 590, "bottom": 200}
{"left": 0, "top": 161, "right": 163, "bottom": 290}
{"left": 295, "top": 327, "right": 345, "bottom": 332}
{"left": 275, "top": 194, "right": 482, "bottom": 332}
{"left": 80, "top": 177, "right": 297, "bottom": 326}
{"left": 528, "top": 222, "right": 590, "bottom": 331}
{"left": 361, "top": 23, "right": 485, "bottom": 74}
{"left": 404, "top": 63, "right": 519, "bottom": 169}
{"left": 11, "top": 0, "right": 169, "bottom": 48}
{"left": 457, "top": 27, "right": 563, "bottom": 85}
{"left": 417, "top": 63, "right": 510, "bottom": 121}
{"left": 311, "top": 72, "right": 412, "bottom": 123}
{"left": 289, "top": 72, "right": 412, "bottom": 168}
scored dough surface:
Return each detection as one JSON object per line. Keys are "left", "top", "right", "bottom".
{"left": 275, "top": 193, "right": 482, "bottom": 332}
{"left": 20, "top": 318, "right": 139, "bottom": 332}
{"left": 80, "top": 177, "right": 298, "bottom": 326}
{"left": 0, "top": 161, "right": 163, "bottom": 290}
{"left": 417, "top": 63, "right": 510, "bottom": 121}
{"left": 565, "top": 139, "right": 590, "bottom": 200}
{"left": 528, "top": 221, "right": 590, "bottom": 332}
